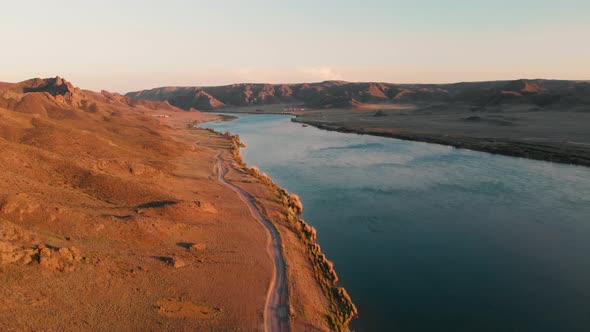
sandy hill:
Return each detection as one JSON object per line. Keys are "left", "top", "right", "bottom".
{"left": 0, "top": 76, "right": 194, "bottom": 249}
{"left": 126, "top": 79, "right": 590, "bottom": 110}
{"left": 0, "top": 77, "right": 244, "bottom": 329}
{"left": 0, "top": 77, "right": 353, "bottom": 331}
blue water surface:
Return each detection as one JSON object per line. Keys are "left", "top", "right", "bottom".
{"left": 200, "top": 114, "right": 590, "bottom": 332}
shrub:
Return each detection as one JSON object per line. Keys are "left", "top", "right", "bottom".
{"left": 289, "top": 194, "right": 303, "bottom": 215}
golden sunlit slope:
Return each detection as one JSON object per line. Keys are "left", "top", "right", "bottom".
{"left": 0, "top": 77, "right": 273, "bottom": 330}
{"left": 0, "top": 77, "right": 353, "bottom": 331}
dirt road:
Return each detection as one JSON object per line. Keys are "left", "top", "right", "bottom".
{"left": 214, "top": 151, "right": 290, "bottom": 332}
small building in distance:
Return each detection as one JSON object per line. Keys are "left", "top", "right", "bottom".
{"left": 283, "top": 107, "right": 306, "bottom": 112}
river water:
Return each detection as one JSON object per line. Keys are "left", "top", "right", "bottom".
{"left": 200, "top": 114, "right": 590, "bottom": 331}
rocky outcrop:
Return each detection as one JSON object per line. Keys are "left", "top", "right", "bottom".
{"left": 20, "top": 76, "right": 80, "bottom": 97}
{"left": 189, "top": 243, "right": 207, "bottom": 253}
{"left": 0, "top": 242, "right": 35, "bottom": 265}
{"left": 38, "top": 244, "right": 84, "bottom": 272}
{"left": 0, "top": 219, "right": 84, "bottom": 271}
{"left": 169, "top": 256, "right": 188, "bottom": 268}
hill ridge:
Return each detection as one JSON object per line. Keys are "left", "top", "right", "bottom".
{"left": 126, "top": 79, "right": 590, "bottom": 110}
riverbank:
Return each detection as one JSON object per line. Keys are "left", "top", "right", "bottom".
{"left": 291, "top": 111, "right": 590, "bottom": 167}
{"left": 223, "top": 130, "right": 358, "bottom": 330}
{"left": 171, "top": 113, "right": 358, "bottom": 330}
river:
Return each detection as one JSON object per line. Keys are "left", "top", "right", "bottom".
{"left": 200, "top": 113, "right": 590, "bottom": 331}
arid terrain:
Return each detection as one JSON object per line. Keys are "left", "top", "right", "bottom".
{"left": 290, "top": 105, "right": 590, "bottom": 166}
{"left": 0, "top": 77, "right": 356, "bottom": 331}
{"left": 127, "top": 79, "right": 590, "bottom": 166}
{"left": 3, "top": 75, "right": 588, "bottom": 330}
{"left": 126, "top": 79, "right": 590, "bottom": 110}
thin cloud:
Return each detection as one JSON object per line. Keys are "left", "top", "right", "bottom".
{"left": 297, "top": 66, "right": 343, "bottom": 81}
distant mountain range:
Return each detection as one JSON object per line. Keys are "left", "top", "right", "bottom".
{"left": 125, "top": 79, "right": 590, "bottom": 110}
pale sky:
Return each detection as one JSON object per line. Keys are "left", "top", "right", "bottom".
{"left": 1, "top": 0, "right": 589, "bottom": 93}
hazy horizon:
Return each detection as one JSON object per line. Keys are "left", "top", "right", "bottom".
{"left": 2, "top": 0, "right": 589, "bottom": 93}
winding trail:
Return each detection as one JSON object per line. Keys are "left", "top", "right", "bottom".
{"left": 213, "top": 151, "right": 290, "bottom": 332}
